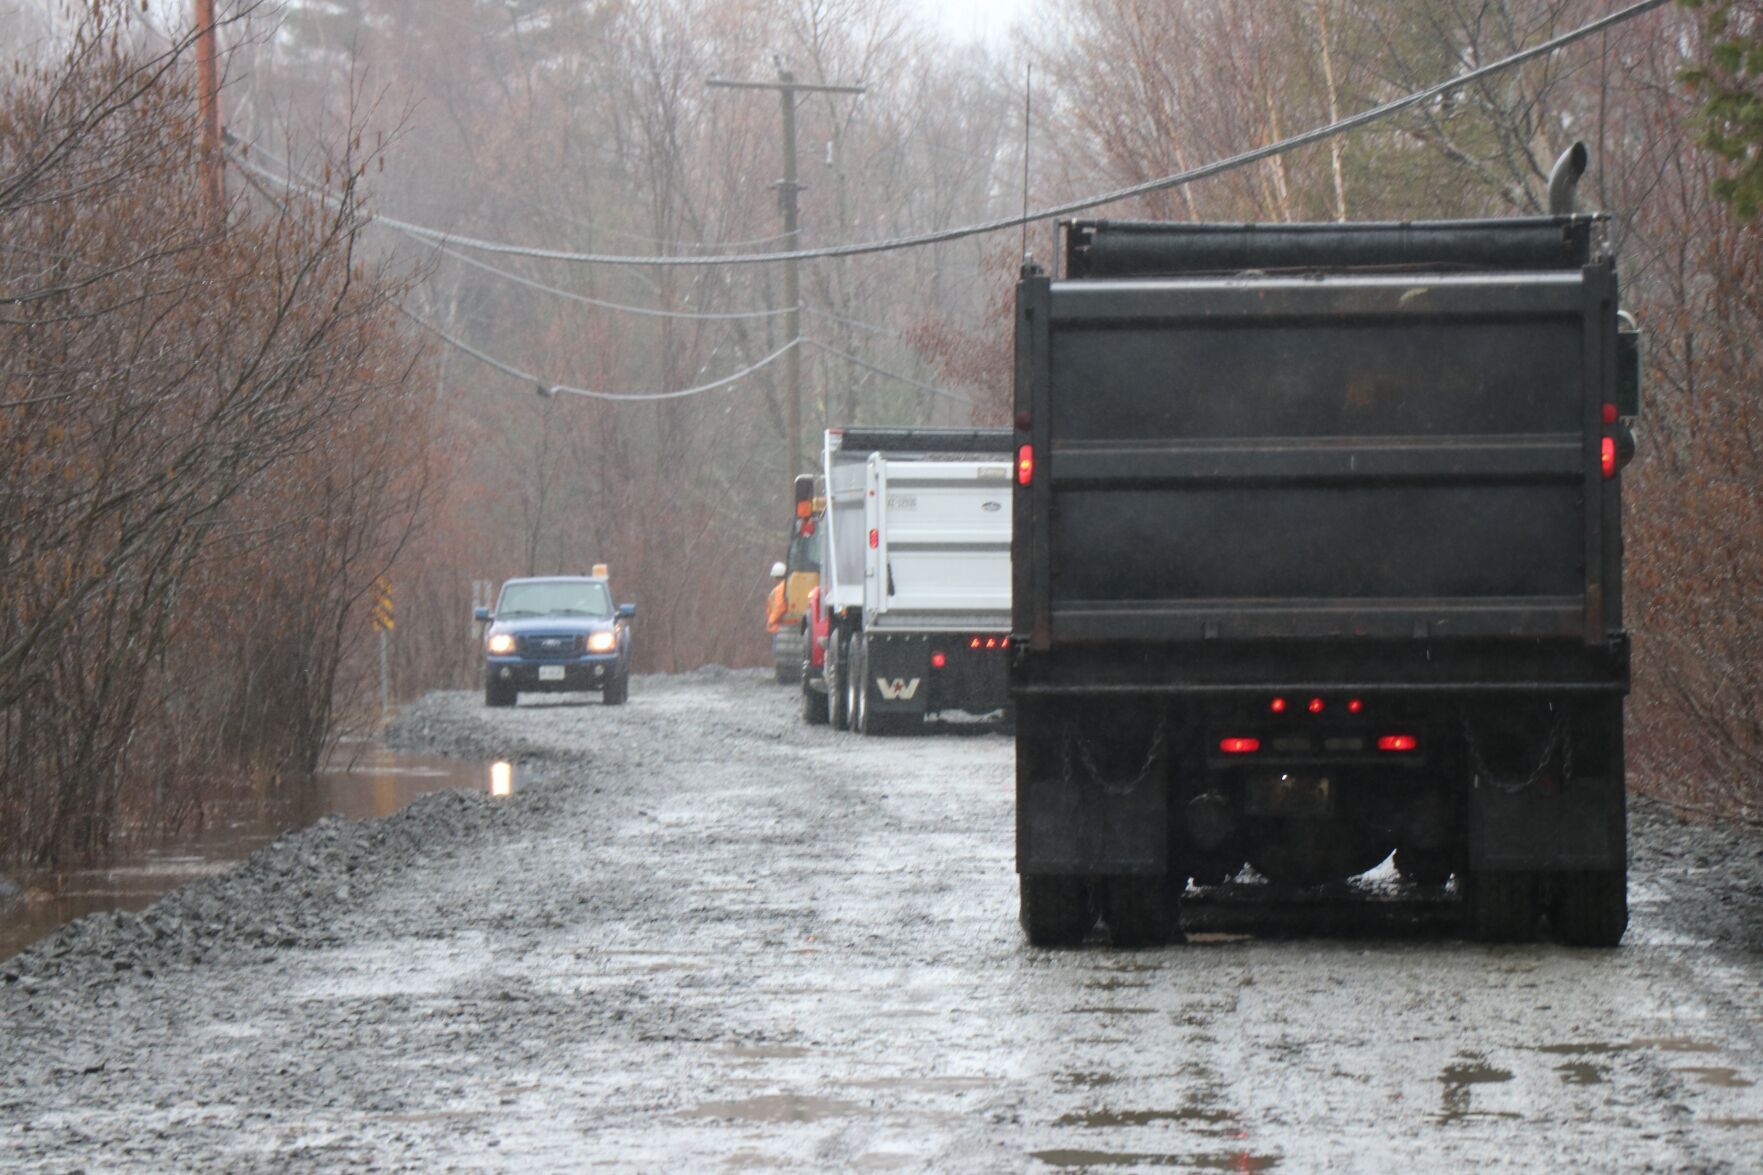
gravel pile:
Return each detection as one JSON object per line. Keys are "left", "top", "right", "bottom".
{"left": 2, "top": 790, "right": 510, "bottom": 995}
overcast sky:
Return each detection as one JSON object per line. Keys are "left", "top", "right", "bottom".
{"left": 910, "top": 0, "right": 1035, "bottom": 47}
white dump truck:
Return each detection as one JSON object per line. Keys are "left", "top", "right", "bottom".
{"left": 800, "top": 427, "right": 1013, "bottom": 734}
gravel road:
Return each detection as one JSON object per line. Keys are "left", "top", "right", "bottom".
{"left": 3, "top": 670, "right": 1761, "bottom": 1170}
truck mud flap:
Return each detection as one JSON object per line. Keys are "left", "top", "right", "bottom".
{"left": 863, "top": 634, "right": 931, "bottom": 717}
{"left": 1016, "top": 701, "right": 1167, "bottom": 875}
{"left": 1467, "top": 699, "right": 1626, "bottom": 871}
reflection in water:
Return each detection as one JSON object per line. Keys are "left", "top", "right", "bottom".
{"left": 0, "top": 744, "right": 523, "bottom": 962}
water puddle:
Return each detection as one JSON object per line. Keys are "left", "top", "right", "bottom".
{"left": 1437, "top": 1060, "right": 1518, "bottom": 1125}
{"left": 1055, "top": 1106, "right": 1238, "bottom": 1131}
{"left": 1555, "top": 1061, "right": 1607, "bottom": 1085}
{"left": 683, "top": 1094, "right": 861, "bottom": 1123}
{"left": 1674, "top": 1067, "right": 1754, "bottom": 1089}
{"left": 1, "top": 744, "right": 526, "bottom": 962}
{"left": 723, "top": 1044, "right": 813, "bottom": 1060}
{"left": 1030, "top": 1149, "right": 1278, "bottom": 1170}
{"left": 1537, "top": 1037, "right": 1721, "bottom": 1056}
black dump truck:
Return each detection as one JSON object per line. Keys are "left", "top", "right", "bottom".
{"left": 1011, "top": 175, "right": 1641, "bottom": 948}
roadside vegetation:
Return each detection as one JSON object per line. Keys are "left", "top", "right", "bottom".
{"left": 0, "top": 2, "right": 442, "bottom": 868}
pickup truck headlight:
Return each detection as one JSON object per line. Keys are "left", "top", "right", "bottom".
{"left": 486, "top": 633, "right": 517, "bottom": 655}
{"left": 587, "top": 631, "right": 617, "bottom": 653}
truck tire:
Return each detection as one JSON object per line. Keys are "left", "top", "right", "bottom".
{"left": 800, "top": 659, "right": 829, "bottom": 725}
{"left": 1019, "top": 875, "right": 1095, "bottom": 947}
{"left": 603, "top": 671, "right": 628, "bottom": 706}
{"left": 826, "top": 633, "right": 849, "bottom": 730}
{"left": 1394, "top": 847, "right": 1453, "bottom": 888}
{"left": 1550, "top": 870, "right": 1627, "bottom": 947}
{"left": 1466, "top": 871, "right": 1540, "bottom": 942}
{"left": 1105, "top": 875, "right": 1184, "bottom": 947}
{"left": 484, "top": 680, "right": 516, "bottom": 708}
{"left": 843, "top": 639, "right": 862, "bottom": 732}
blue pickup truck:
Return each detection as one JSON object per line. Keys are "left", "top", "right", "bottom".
{"left": 475, "top": 575, "right": 636, "bottom": 707}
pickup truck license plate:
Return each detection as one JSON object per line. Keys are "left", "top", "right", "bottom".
{"left": 538, "top": 665, "right": 566, "bottom": 681}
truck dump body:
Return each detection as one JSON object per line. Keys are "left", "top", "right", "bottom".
{"left": 1011, "top": 215, "right": 1636, "bottom": 948}
{"left": 1021, "top": 219, "right": 1623, "bottom": 659}
{"left": 864, "top": 457, "right": 1011, "bottom": 632}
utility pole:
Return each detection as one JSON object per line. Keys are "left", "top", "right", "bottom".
{"left": 707, "top": 67, "right": 864, "bottom": 495}
{"left": 194, "top": 0, "right": 223, "bottom": 219}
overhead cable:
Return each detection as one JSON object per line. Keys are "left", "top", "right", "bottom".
{"left": 398, "top": 304, "right": 799, "bottom": 401}
{"left": 329, "top": 0, "right": 1667, "bottom": 268}
{"left": 802, "top": 305, "right": 899, "bottom": 337}
{"left": 803, "top": 338, "right": 971, "bottom": 404}
{"left": 400, "top": 224, "right": 796, "bottom": 321}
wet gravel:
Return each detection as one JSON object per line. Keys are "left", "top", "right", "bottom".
{"left": 2, "top": 670, "right": 1761, "bottom": 1170}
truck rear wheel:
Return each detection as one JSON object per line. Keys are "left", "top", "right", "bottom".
{"left": 826, "top": 634, "right": 849, "bottom": 730}
{"left": 848, "top": 639, "right": 869, "bottom": 732}
{"left": 1019, "top": 875, "right": 1094, "bottom": 947}
{"left": 1466, "top": 871, "right": 1540, "bottom": 942}
{"left": 1105, "top": 875, "right": 1184, "bottom": 947}
{"left": 800, "top": 660, "right": 828, "bottom": 725}
{"left": 1550, "top": 870, "right": 1627, "bottom": 947}
{"left": 1394, "top": 847, "right": 1453, "bottom": 888}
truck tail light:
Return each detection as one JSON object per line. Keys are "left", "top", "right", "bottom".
{"left": 1219, "top": 737, "right": 1261, "bottom": 754}
{"left": 1377, "top": 734, "right": 1418, "bottom": 752}
{"left": 1307, "top": 697, "right": 1325, "bottom": 714}
{"left": 868, "top": 528, "right": 879, "bottom": 549}
{"left": 1269, "top": 696, "right": 1287, "bottom": 713}
{"left": 1017, "top": 443, "right": 1034, "bottom": 486}
{"left": 1348, "top": 698, "right": 1364, "bottom": 714}
{"left": 931, "top": 651, "right": 946, "bottom": 669}
{"left": 1601, "top": 436, "right": 1616, "bottom": 479}
{"left": 1602, "top": 402, "right": 1619, "bottom": 425}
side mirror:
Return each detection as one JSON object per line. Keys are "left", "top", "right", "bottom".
{"left": 770, "top": 561, "right": 787, "bottom": 580}
{"left": 473, "top": 606, "right": 491, "bottom": 623}
{"left": 618, "top": 603, "right": 636, "bottom": 619}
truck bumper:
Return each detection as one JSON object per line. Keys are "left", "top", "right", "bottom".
{"left": 486, "top": 655, "right": 622, "bottom": 692}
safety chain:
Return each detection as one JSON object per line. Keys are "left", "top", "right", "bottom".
{"left": 1461, "top": 707, "right": 1573, "bottom": 795}
{"left": 1061, "top": 716, "right": 1169, "bottom": 797}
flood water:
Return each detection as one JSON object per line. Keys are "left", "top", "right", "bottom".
{"left": 0, "top": 743, "right": 522, "bottom": 963}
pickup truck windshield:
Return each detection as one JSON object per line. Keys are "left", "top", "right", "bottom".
{"left": 496, "top": 581, "right": 612, "bottom": 618}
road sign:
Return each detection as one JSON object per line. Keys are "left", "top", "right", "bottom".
{"left": 373, "top": 577, "right": 394, "bottom": 632}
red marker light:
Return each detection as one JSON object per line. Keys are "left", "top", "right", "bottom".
{"left": 1377, "top": 734, "right": 1418, "bottom": 752}
{"left": 1307, "top": 697, "right": 1325, "bottom": 714}
{"left": 1017, "top": 443, "right": 1034, "bottom": 486}
{"left": 1269, "top": 696, "right": 1288, "bottom": 714}
{"left": 1219, "top": 737, "right": 1261, "bottom": 754}
{"left": 1347, "top": 698, "right": 1364, "bottom": 715}
{"left": 969, "top": 636, "right": 981, "bottom": 649}
{"left": 985, "top": 637, "right": 999, "bottom": 649}
{"left": 1602, "top": 402, "right": 1619, "bottom": 425}
{"left": 868, "top": 528, "right": 879, "bottom": 549}
{"left": 931, "top": 651, "right": 947, "bottom": 669}
{"left": 1601, "top": 436, "right": 1616, "bottom": 479}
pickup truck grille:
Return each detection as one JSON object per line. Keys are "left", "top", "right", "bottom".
{"left": 518, "top": 634, "right": 584, "bottom": 658}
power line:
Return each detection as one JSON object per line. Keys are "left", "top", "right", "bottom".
{"left": 400, "top": 224, "right": 796, "bottom": 322}
{"left": 398, "top": 304, "right": 799, "bottom": 401}
{"left": 232, "top": 145, "right": 795, "bottom": 322}
{"left": 802, "top": 305, "right": 898, "bottom": 337}
{"left": 311, "top": 0, "right": 1667, "bottom": 268}
{"left": 802, "top": 338, "right": 970, "bottom": 404}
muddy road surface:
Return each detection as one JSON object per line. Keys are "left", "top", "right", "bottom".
{"left": 3, "top": 670, "right": 1761, "bottom": 1170}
